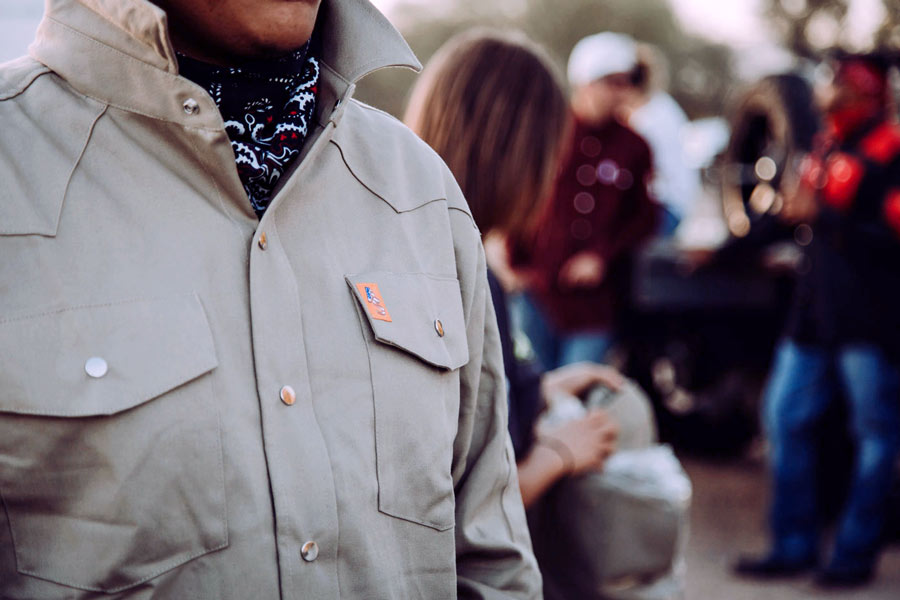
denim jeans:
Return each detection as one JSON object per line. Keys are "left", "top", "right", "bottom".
{"left": 511, "top": 293, "right": 612, "bottom": 370}
{"left": 764, "top": 339, "right": 900, "bottom": 572}
{"left": 657, "top": 205, "right": 681, "bottom": 237}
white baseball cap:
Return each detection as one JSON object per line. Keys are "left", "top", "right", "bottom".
{"left": 567, "top": 32, "right": 637, "bottom": 86}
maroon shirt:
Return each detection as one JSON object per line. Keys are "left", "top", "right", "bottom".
{"left": 512, "top": 117, "right": 659, "bottom": 332}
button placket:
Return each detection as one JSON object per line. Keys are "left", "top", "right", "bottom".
{"left": 246, "top": 149, "right": 341, "bottom": 596}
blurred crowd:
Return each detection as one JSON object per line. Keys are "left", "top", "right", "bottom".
{"left": 403, "top": 23, "right": 900, "bottom": 597}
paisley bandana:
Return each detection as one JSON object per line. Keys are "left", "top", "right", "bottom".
{"left": 178, "top": 43, "right": 320, "bottom": 218}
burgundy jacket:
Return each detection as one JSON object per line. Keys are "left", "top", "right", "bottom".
{"left": 512, "top": 117, "right": 660, "bottom": 332}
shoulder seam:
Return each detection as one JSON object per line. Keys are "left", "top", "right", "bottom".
{"left": 349, "top": 98, "right": 402, "bottom": 123}
{"left": 448, "top": 206, "right": 479, "bottom": 230}
{"left": 0, "top": 60, "right": 51, "bottom": 101}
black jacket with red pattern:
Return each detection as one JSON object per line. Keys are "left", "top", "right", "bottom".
{"left": 787, "top": 114, "right": 900, "bottom": 359}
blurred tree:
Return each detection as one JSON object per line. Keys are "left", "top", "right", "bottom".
{"left": 764, "top": 0, "right": 847, "bottom": 58}
{"left": 764, "top": 0, "right": 900, "bottom": 56}
{"left": 876, "top": 0, "right": 900, "bottom": 50}
{"left": 355, "top": 0, "right": 735, "bottom": 121}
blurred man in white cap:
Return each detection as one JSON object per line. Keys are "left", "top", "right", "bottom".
{"left": 508, "top": 32, "right": 660, "bottom": 371}
{"left": 624, "top": 44, "right": 702, "bottom": 235}
{"left": 567, "top": 32, "right": 639, "bottom": 123}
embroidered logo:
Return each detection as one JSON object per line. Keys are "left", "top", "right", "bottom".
{"left": 356, "top": 282, "right": 392, "bottom": 322}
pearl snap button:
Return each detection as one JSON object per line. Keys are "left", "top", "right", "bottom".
{"left": 301, "top": 541, "right": 319, "bottom": 562}
{"left": 85, "top": 357, "right": 108, "bottom": 378}
{"left": 183, "top": 98, "right": 200, "bottom": 115}
{"left": 280, "top": 385, "right": 296, "bottom": 406}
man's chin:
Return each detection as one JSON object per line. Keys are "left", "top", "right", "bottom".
{"left": 235, "top": 16, "right": 318, "bottom": 60}
{"left": 247, "top": 37, "right": 313, "bottom": 60}
{"left": 162, "top": 0, "right": 320, "bottom": 65}
{"left": 195, "top": 28, "right": 313, "bottom": 65}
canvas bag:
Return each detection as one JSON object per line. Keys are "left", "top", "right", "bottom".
{"left": 532, "top": 382, "right": 692, "bottom": 600}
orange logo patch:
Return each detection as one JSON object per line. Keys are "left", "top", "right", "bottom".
{"left": 356, "top": 282, "right": 392, "bottom": 322}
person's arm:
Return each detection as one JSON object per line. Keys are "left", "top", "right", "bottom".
{"left": 883, "top": 187, "right": 900, "bottom": 240}
{"left": 516, "top": 441, "right": 571, "bottom": 507}
{"left": 854, "top": 154, "right": 900, "bottom": 248}
{"left": 540, "top": 361, "right": 623, "bottom": 400}
{"left": 516, "top": 409, "right": 619, "bottom": 508}
{"left": 448, "top": 205, "right": 542, "bottom": 599}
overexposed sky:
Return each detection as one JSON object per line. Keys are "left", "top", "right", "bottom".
{"left": 0, "top": 0, "right": 890, "bottom": 65}
{"left": 370, "top": 0, "right": 885, "bottom": 48}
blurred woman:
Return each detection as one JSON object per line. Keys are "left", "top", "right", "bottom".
{"left": 405, "top": 30, "right": 621, "bottom": 508}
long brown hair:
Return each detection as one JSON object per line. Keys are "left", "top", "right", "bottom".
{"left": 405, "top": 29, "right": 570, "bottom": 236}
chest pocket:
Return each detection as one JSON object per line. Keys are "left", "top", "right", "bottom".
{"left": 0, "top": 293, "right": 227, "bottom": 593}
{"left": 346, "top": 272, "right": 469, "bottom": 531}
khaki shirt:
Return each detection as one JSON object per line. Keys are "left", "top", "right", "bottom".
{"left": 0, "top": 0, "right": 541, "bottom": 597}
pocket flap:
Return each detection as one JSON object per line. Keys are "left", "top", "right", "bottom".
{"left": 0, "top": 293, "right": 218, "bottom": 417}
{"left": 346, "top": 272, "right": 469, "bottom": 371}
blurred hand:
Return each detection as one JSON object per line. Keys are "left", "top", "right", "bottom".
{"left": 780, "top": 169, "right": 819, "bottom": 224}
{"left": 559, "top": 251, "right": 605, "bottom": 288}
{"left": 539, "top": 409, "right": 619, "bottom": 475}
{"left": 541, "top": 361, "right": 624, "bottom": 400}
{"left": 484, "top": 231, "right": 531, "bottom": 292}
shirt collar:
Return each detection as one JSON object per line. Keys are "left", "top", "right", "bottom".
{"left": 29, "top": 0, "right": 420, "bottom": 129}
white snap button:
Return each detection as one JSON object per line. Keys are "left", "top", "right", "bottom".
{"left": 85, "top": 357, "right": 108, "bottom": 378}
{"left": 183, "top": 98, "right": 200, "bottom": 115}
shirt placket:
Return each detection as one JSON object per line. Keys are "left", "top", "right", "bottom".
{"left": 247, "top": 125, "right": 342, "bottom": 599}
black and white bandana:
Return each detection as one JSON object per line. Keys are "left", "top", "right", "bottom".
{"left": 178, "top": 43, "right": 320, "bottom": 218}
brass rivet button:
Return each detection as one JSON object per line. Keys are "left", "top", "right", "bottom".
{"left": 183, "top": 98, "right": 200, "bottom": 115}
{"left": 301, "top": 541, "right": 319, "bottom": 562}
{"left": 434, "top": 319, "right": 444, "bottom": 337}
{"left": 280, "top": 385, "right": 296, "bottom": 406}
{"left": 258, "top": 232, "right": 268, "bottom": 250}
{"left": 85, "top": 357, "right": 108, "bottom": 378}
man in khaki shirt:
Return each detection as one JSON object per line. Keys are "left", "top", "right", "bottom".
{"left": 0, "top": 0, "right": 541, "bottom": 597}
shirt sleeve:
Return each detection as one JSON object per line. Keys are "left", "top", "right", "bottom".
{"left": 877, "top": 153, "right": 900, "bottom": 240}
{"left": 884, "top": 188, "right": 900, "bottom": 237}
{"left": 844, "top": 153, "right": 900, "bottom": 250}
{"left": 448, "top": 208, "right": 543, "bottom": 599}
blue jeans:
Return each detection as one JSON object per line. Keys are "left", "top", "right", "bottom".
{"left": 511, "top": 293, "right": 612, "bottom": 370}
{"left": 657, "top": 205, "right": 681, "bottom": 237}
{"left": 764, "top": 339, "right": 900, "bottom": 571}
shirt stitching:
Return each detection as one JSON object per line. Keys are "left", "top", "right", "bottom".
{"left": 40, "top": 17, "right": 221, "bottom": 130}
{"left": 0, "top": 293, "right": 194, "bottom": 325}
